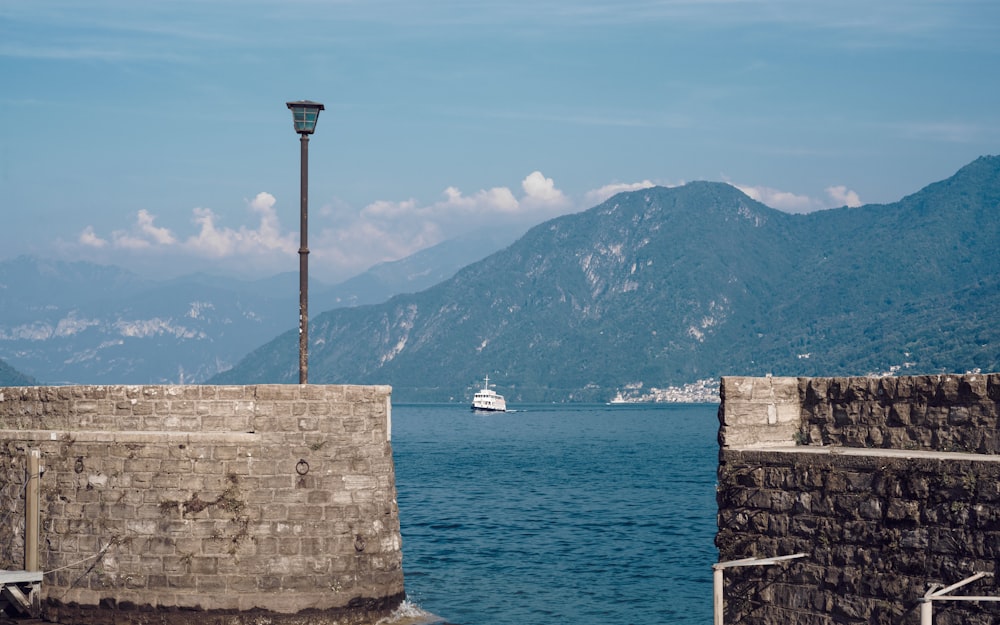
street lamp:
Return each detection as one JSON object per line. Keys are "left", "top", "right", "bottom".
{"left": 286, "top": 100, "right": 325, "bottom": 384}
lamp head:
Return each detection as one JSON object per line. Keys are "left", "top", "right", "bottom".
{"left": 286, "top": 100, "right": 325, "bottom": 135}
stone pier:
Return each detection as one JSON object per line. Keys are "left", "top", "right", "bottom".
{"left": 0, "top": 384, "right": 404, "bottom": 625}
{"left": 716, "top": 373, "right": 1000, "bottom": 625}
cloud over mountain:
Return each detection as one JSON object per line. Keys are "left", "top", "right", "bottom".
{"left": 71, "top": 171, "right": 861, "bottom": 281}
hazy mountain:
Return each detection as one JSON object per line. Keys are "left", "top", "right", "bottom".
{"left": 210, "top": 156, "right": 1000, "bottom": 403}
{"left": 311, "top": 226, "right": 526, "bottom": 310}
{"left": 0, "top": 357, "right": 36, "bottom": 386}
{"left": 0, "top": 258, "right": 290, "bottom": 384}
{"left": 0, "top": 229, "right": 511, "bottom": 384}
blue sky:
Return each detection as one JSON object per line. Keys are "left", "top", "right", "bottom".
{"left": 2, "top": 0, "right": 998, "bottom": 282}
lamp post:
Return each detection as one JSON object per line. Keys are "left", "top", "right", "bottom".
{"left": 286, "top": 100, "right": 325, "bottom": 384}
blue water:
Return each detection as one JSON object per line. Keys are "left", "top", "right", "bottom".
{"left": 391, "top": 403, "right": 719, "bottom": 625}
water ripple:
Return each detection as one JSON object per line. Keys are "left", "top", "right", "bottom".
{"left": 393, "top": 403, "right": 719, "bottom": 625}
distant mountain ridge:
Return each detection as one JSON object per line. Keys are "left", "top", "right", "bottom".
{"left": 314, "top": 226, "right": 525, "bottom": 308}
{"left": 0, "top": 357, "right": 36, "bottom": 386}
{"left": 212, "top": 156, "right": 1000, "bottom": 402}
{"left": 0, "top": 229, "right": 510, "bottom": 384}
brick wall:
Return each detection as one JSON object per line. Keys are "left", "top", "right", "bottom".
{"left": 0, "top": 384, "right": 404, "bottom": 625}
{"left": 716, "top": 373, "right": 1000, "bottom": 625}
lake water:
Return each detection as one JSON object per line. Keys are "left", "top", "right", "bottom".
{"left": 390, "top": 402, "right": 720, "bottom": 625}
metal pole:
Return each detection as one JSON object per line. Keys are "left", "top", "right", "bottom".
{"left": 713, "top": 566, "right": 724, "bottom": 625}
{"left": 298, "top": 133, "right": 309, "bottom": 384}
{"left": 25, "top": 449, "right": 40, "bottom": 572}
{"left": 713, "top": 553, "right": 806, "bottom": 625}
{"left": 920, "top": 571, "right": 998, "bottom": 624}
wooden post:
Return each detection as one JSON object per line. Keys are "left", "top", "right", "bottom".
{"left": 25, "top": 449, "right": 40, "bottom": 572}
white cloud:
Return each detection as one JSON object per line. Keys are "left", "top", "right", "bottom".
{"left": 734, "top": 181, "right": 864, "bottom": 213}
{"left": 247, "top": 192, "right": 283, "bottom": 240}
{"left": 240, "top": 192, "right": 297, "bottom": 252}
{"left": 735, "top": 184, "right": 818, "bottom": 213}
{"left": 315, "top": 172, "right": 572, "bottom": 277}
{"left": 78, "top": 226, "right": 107, "bottom": 248}
{"left": 585, "top": 180, "right": 658, "bottom": 205}
{"left": 361, "top": 198, "right": 420, "bottom": 220}
{"left": 82, "top": 210, "right": 175, "bottom": 250}
{"left": 441, "top": 186, "right": 520, "bottom": 213}
{"left": 111, "top": 230, "right": 153, "bottom": 250}
{"left": 136, "top": 209, "right": 176, "bottom": 245}
{"left": 79, "top": 193, "right": 297, "bottom": 261}
{"left": 182, "top": 196, "right": 297, "bottom": 258}
{"left": 184, "top": 207, "right": 235, "bottom": 258}
{"left": 73, "top": 171, "right": 872, "bottom": 281}
{"left": 825, "top": 185, "right": 862, "bottom": 207}
{"left": 311, "top": 217, "right": 443, "bottom": 276}
{"left": 521, "top": 171, "right": 570, "bottom": 208}
{"left": 72, "top": 171, "right": 578, "bottom": 281}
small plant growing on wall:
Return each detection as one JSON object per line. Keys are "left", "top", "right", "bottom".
{"left": 158, "top": 473, "right": 251, "bottom": 555}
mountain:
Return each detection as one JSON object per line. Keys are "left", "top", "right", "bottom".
{"left": 311, "top": 226, "right": 526, "bottom": 309}
{"left": 211, "top": 156, "right": 1000, "bottom": 402}
{"left": 0, "top": 258, "right": 291, "bottom": 384}
{"left": 0, "top": 357, "right": 37, "bottom": 386}
{"left": 0, "top": 229, "right": 512, "bottom": 385}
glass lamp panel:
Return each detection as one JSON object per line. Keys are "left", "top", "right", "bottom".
{"left": 286, "top": 101, "right": 324, "bottom": 134}
{"left": 291, "top": 107, "right": 320, "bottom": 134}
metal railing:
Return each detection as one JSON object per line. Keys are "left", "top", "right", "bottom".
{"left": 920, "top": 572, "right": 999, "bottom": 625}
{"left": 712, "top": 553, "right": 806, "bottom": 625}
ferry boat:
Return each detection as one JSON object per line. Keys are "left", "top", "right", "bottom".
{"left": 471, "top": 375, "right": 507, "bottom": 412}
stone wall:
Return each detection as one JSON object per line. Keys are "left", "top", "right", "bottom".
{"left": 716, "top": 374, "right": 1000, "bottom": 625}
{"left": 0, "top": 384, "right": 404, "bottom": 625}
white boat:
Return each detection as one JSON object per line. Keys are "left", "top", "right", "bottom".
{"left": 471, "top": 375, "right": 507, "bottom": 412}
